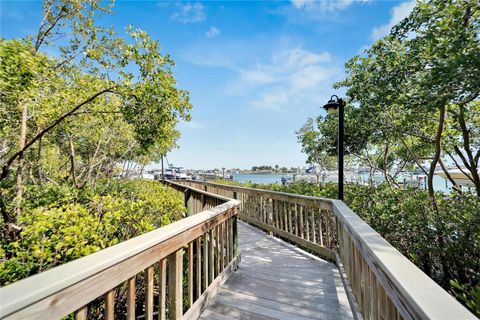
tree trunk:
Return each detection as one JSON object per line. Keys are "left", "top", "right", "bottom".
{"left": 14, "top": 106, "right": 28, "bottom": 219}
{"left": 438, "top": 157, "right": 460, "bottom": 192}
{"left": 428, "top": 106, "right": 446, "bottom": 200}
{"left": 68, "top": 136, "right": 78, "bottom": 188}
{"left": 456, "top": 104, "right": 480, "bottom": 196}
{"left": 37, "top": 137, "right": 45, "bottom": 184}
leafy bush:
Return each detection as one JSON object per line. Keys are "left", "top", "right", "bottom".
{"left": 0, "top": 180, "right": 184, "bottom": 285}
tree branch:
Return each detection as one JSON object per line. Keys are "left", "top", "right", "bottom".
{"left": 0, "top": 87, "right": 114, "bottom": 182}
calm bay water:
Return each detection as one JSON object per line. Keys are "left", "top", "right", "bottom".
{"left": 232, "top": 173, "right": 286, "bottom": 184}
{"left": 232, "top": 173, "right": 455, "bottom": 193}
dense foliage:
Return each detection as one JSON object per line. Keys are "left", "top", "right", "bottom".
{"left": 0, "top": 0, "right": 192, "bottom": 241}
{"left": 0, "top": 179, "right": 185, "bottom": 285}
{"left": 294, "top": 2, "right": 480, "bottom": 312}
{"left": 0, "top": 3, "right": 192, "bottom": 308}
{"left": 298, "top": 0, "right": 480, "bottom": 197}
{"left": 214, "top": 179, "right": 480, "bottom": 316}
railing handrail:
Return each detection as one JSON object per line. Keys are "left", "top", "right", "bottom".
{"left": 177, "top": 180, "right": 476, "bottom": 320}
{"left": 178, "top": 179, "right": 334, "bottom": 209}
{"left": 331, "top": 200, "right": 475, "bottom": 320}
{"left": 0, "top": 184, "right": 240, "bottom": 319}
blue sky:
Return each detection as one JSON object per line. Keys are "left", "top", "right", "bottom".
{"left": 1, "top": 0, "right": 416, "bottom": 169}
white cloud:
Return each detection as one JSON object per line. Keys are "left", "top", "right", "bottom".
{"left": 229, "top": 47, "right": 339, "bottom": 112}
{"left": 171, "top": 2, "right": 205, "bottom": 23}
{"left": 206, "top": 26, "right": 220, "bottom": 38}
{"left": 371, "top": 0, "right": 416, "bottom": 40}
{"left": 181, "top": 120, "right": 206, "bottom": 130}
{"left": 239, "top": 69, "right": 275, "bottom": 84}
{"left": 291, "top": 0, "right": 369, "bottom": 13}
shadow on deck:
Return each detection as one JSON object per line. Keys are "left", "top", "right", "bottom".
{"left": 199, "top": 221, "right": 353, "bottom": 320}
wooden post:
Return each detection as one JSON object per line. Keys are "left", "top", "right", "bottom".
{"left": 127, "top": 276, "right": 135, "bottom": 320}
{"left": 267, "top": 198, "right": 273, "bottom": 235}
{"left": 168, "top": 249, "right": 183, "bottom": 320}
{"left": 195, "top": 238, "right": 201, "bottom": 299}
{"left": 288, "top": 203, "right": 293, "bottom": 234}
{"left": 318, "top": 210, "right": 324, "bottom": 246}
{"left": 145, "top": 266, "right": 154, "bottom": 320}
{"left": 311, "top": 210, "right": 316, "bottom": 244}
{"left": 299, "top": 206, "right": 304, "bottom": 239}
{"left": 74, "top": 306, "right": 88, "bottom": 320}
{"left": 294, "top": 204, "right": 298, "bottom": 236}
{"left": 233, "top": 210, "right": 238, "bottom": 257}
{"left": 185, "top": 189, "right": 193, "bottom": 216}
{"left": 229, "top": 218, "right": 234, "bottom": 261}
{"left": 203, "top": 233, "right": 208, "bottom": 291}
{"left": 159, "top": 259, "right": 167, "bottom": 320}
{"left": 188, "top": 242, "right": 194, "bottom": 307}
{"left": 104, "top": 289, "right": 115, "bottom": 320}
{"left": 305, "top": 207, "right": 310, "bottom": 241}
{"left": 209, "top": 229, "right": 214, "bottom": 284}
{"left": 216, "top": 225, "right": 221, "bottom": 276}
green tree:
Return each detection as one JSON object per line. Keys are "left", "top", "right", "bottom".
{"left": 0, "top": 0, "right": 192, "bottom": 232}
{"left": 296, "top": 118, "right": 336, "bottom": 184}
{"left": 334, "top": 0, "right": 480, "bottom": 197}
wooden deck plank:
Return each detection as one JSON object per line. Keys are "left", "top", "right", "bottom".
{"left": 198, "top": 308, "right": 239, "bottom": 320}
{"left": 199, "top": 221, "right": 353, "bottom": 320}
{"left": 222, "top": 276, "right": 350, "bottom": 314}
{"left": 204, "top": 301, "right": 276, "bottom": 320}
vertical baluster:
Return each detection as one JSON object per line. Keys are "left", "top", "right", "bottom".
{"left": 370, "top": 263, "right": 378, "bottom": 319}
{"left": 378, "top": 284, "right": 388, "bottom": 320}
{"left": 74, "top": 306, "right": 88, "bottom": 320}
{"left": 268, "top": 198, "right": 274, "bottom": 235}
{"left": 225, "top": 219, "right": 229, "bottom": 262}
{"left": 127, "top": 276, "right": 135, "bottom": 320}
{"left": 311, "top": 209, "right": 316, "bottom": 243}
{"left": 274, "top": 200, "right": 281, "bottom": 229}
{"left": 288, "top": 202, "right": 293, "bottom": 234}
{"left": 294, "top": 203, "right": 298, "bottom": 236}
{"left": 203, "top": 233, "right": 208, "bottom": 291}
{"left": 233, "top": 212, "right": 238, "bottom": 257}
{"left": 318, "top": 209, "right": 324, "bottom": 246}
{"left": 145, "top": 266, "right": 154, "bottom": 320}
{"left": 159, "top": 259, "right": 167, "bottom": 320}
{"left": 216, "top": 225, "right": 221, "bottom": 276}
{"left": 305, "top": 207, "right": 310, "bottom": 241}
{"left": 167, "top": 249, "right": 183, "bottom": 320}
{"left": 229, "top": 217, "right": 234, "bottom": 260}
{"left": 279, "top": 201, "right": 283, "bottom": 230}
{"left": 209, "top": 228, "right": 214, "bottom": 284}
{"left": 272, "top": 199, "right": 277, "bottom": 228}
{"left": 188, "top": 242, "right": 194, "bottom": 307}
{"left": 219, "top": 223, "right": 225, "bottom": 270}
{"left": 326, "top": 212, "right": 332, "bottom": 249}
{"left": 299, "top": 206, "right": 304, "bottom": 239}
{"left": 104, "top": 289, "right": 115, "bottom": 320}
{"left": 227, "top": 219, "right": 232, "bottom": 263}
{"left": 260, "top": 195, "right": 264, "bottom": 223}
{"left": 195, "top": 238, "right": 201, "bottom": 299}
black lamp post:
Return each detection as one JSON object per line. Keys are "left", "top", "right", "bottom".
{"left": 323, "top": 95, "right": 346, "bottom": 201}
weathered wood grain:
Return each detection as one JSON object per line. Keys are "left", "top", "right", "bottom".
{"left": 199, "top": 222, "right": 353, "bottom": 320}
{"left": 168, "top": 249, "right": 183, "bottom": 320}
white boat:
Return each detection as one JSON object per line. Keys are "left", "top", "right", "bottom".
{"left": 435, "top": 169, "right": 477, "bottom": 187}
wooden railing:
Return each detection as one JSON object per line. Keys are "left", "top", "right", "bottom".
{"left": 0, "top": 181, "right": 241, "bottom": 320}
{"left": 174, "top": 180, "right": 476, "bottom": 320}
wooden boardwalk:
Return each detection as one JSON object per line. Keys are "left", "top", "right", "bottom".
{"left": 199, "top": 221, "right": 354, "bottom": 320}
